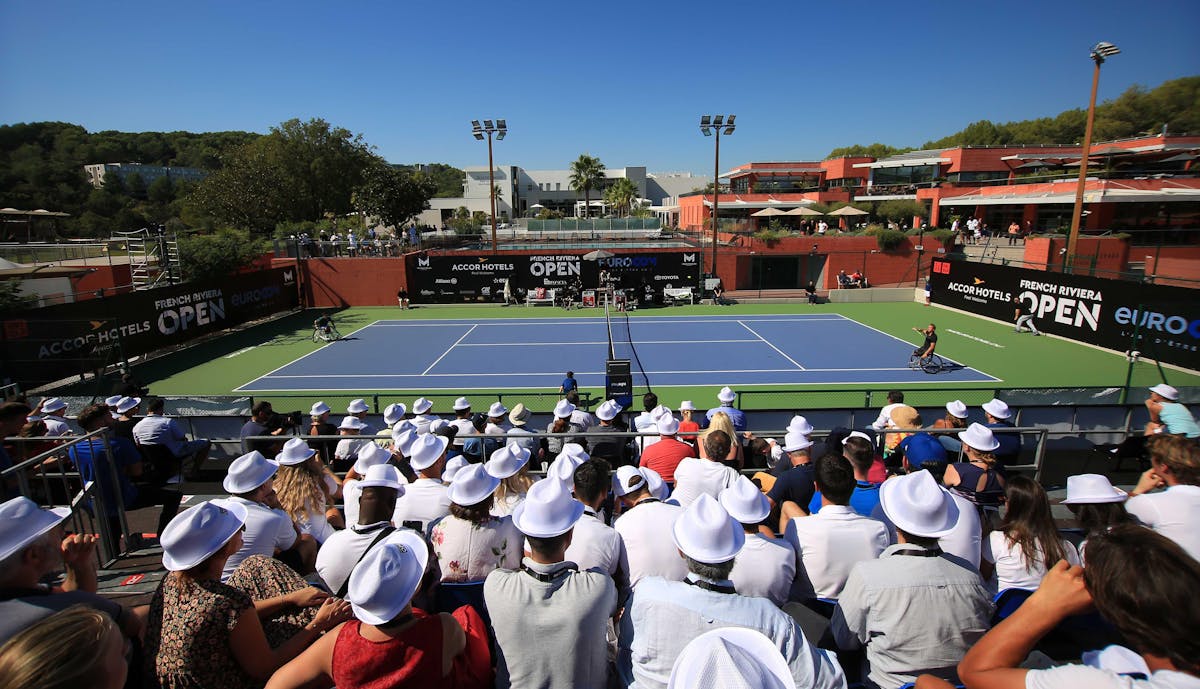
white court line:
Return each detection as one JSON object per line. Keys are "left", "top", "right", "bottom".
{"left": 254, "top": 365, "right": 936, "bottom": 380}
{"left": 455, "top": 339, "right": 760, "bottom": 347}
{"left": 223, "top": 346, "right": 257, "bottom": 359}
{"left": 233, "top": 320, "right": 380, "bottom": 392}
{"left": 421, "top": 324, "right": 477, "bottom": 375}
{"left": 737, "top": 321, "right": 806, "bottom": 371}
{"left": 370, "top": 317, "right": 849, "bottom": 327}
{"left": 243, "top": 376, "right": 1004, "bottom": 392}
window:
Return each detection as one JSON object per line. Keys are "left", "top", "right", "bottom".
{"left": 556, "top": 183, "right": 561, "bottom": 191}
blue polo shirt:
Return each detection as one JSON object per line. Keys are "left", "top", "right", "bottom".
{"left": 705, "top": 404, "right": 747, "bottom": 432}
{"left": 987, "top": 421, "right": 1022, "bottom": 464}
{"left": 808, "top": 481, "right": 882, "bottom": 517}
{"left": 561, "top": 377, "right": 578, "bottom": 393}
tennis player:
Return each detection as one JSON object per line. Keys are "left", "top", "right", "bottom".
{"left": 912, "top": 323, "right": 937, "bottom": 360}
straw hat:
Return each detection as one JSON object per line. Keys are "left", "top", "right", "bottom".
{"left": 672, "top": 494, "right": 745, "bottom": 564}
{"left": 512, "top": 478, "right": 586, "bottom": 538}
{"left": 0, "top": 497, "right": 69, "bottom": 562}
{"left": 879, "top": 471, "right": 960, "bottom": 538}
{"left": 889, "top": 405, "right": 921, "bottom": 428}
{"left": 160, "top": 500, "right": 247, "bottom": 571}
{"left": 346, "top": 534, "right": 429, "bottom": 625}
{"left": 222, "top": 451, "right": 278, "bottom": 494}
{"left": 508, "top": 403, "right": 531, "bottom": 427}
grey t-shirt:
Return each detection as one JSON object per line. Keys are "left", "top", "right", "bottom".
{"left": 0, "top": 588, "right": 124, "bottom": 645}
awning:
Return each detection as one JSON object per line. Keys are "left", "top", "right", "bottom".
{"left": 939, "top": 188, "right": 1200, "bottom": 206}
{"left": 853, "top": 157, "right": 950, "bottom": 169}
{"left": 854, "top": 194, "right": 918, "bottom": 201}
{"left": 723, "top": 167, "right": 823, "bottom": 177}
{"left": 702, "top": 198, "right": 816, "bottom": 209}
{"left": 999, "top": 153, "right": 1074, "bottom": 161}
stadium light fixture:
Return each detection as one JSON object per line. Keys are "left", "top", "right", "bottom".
{"left": 1066, "top": 42, "right": 1120, "bottom": 272}
{"left": 699, "top": 114, "right": 737, "bottom": 276}
{"left": 472, "top": 119, "right": 508, "bottom": 253}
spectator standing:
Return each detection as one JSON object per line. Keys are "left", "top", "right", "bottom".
{"left": 722, "top": 476, "right": 796, "bottom": 606}
{"left": 1125, "top": 433, "right": 1200, "bottom": 560}
{"left": 486, "top": 479, "right": 617, "bottom": 689}
{"left": 612, "top": 466, "right": 687, "bottom": 586}
{"left": 133, "top": 397, "right": 212, "bottom": 478}
{"left": 430, "top": 464, "right": 521, "bottom": 582}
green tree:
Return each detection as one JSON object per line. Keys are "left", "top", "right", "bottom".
{"left": 0, "top": 280, "right": 38, "bottom": 315}
{"left": 826, "top": 143, "right": 912, "bottom": 159}
{"left": 352, "top": 163, "right": 436, "bottom": 229}
{"left": 147, "top": 175, "right": 174, "bottom": 204}
{"left": 876, "top": 199, "right": 926, "bottom": 225}
{"left": 604, "top": 177, "right": 639, "bottom": 217}
{"left": 177, "top": 228, "right": 268, "bottom": 281}
{"left": 568, "top": 154, "right": 605, "bottom": 218}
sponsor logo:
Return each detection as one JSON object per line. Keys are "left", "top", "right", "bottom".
{"left": 283, "top": 270, "right": 294, "bottom": 284}
{"left": 451, "top": 262, "right": 513, "bottom": 271}
{"left": 530, "top": 258, "right": 580, "bottom": 277}
{"left": 946, "top": 281, "right": 1011, "bottom": 304}
{"left": 417, "top": 256, "right": 431, "bottom": 268}
{"left": 600, "top": 256, "right": 658, "bottom": 269}
{"left": 1114, "top": 307, "right": 1200, "bottom": 339}
{"left": 419, "top": 289, "right": 435, "bottom": 296}
{"left": 682, "top": 253, "right": 697, "bottom": 264}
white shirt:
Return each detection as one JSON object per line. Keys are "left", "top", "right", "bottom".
{"left": 571, "top": 409, "right": 596, "bottom": 431}
{"left": 341, "top": 474, "right": 410, "bottom": 526}
{"left": 1125, "top": 485, "right": 1200, "bottom": 561}
{"left": 1025, "top": 665, "right": 1200, "bottom": 689}
{"left": 334, "top": 437, "right": 366, "bottom": 460}
{"left": 871, "top": 402, "right": 905, "bottom": 431}
{"left": 785, "top": 505, "right": 891, "bottom": 600}
{"left": 633, "top": 412, "right": 660, "bottom": 452}
{"left": 222, "top": 496, "right": 297, "bottom": 581}
{"left": 485, "top": 421, "right": 509, "bottom": 436}
{"left": 613, "top": 499, "right": 687, "bottom": 587}
{"left": 315, "top": 521, "right": 397, "bottom": 594}
{"left": 490, "top": 491, "right": 525, "bottom": 517}
{"left": 730, "top": 533, "right": 796, "bottom": 606}
{"left": 669, "top": 457, "right": 739, "bottom": 507}
{"left": 875, "top": 491, "right": 984, "bottom": 570}
{"left": 983, "top": 532, "right": 1081, "bottom": 592}
{"left": 42, "top": 415, "right": 73, "bottom": 437}
{"left": 413, "top": 413, "right": 439, "bottom": 434}
{"left": 449, "top": 418, "right": 475, "bottom": 446}
{"left": 565, "top": 509, "right": 628, "bottom": 580}
{"left": 393, "top": 477, "right": 451, "bottom": 531}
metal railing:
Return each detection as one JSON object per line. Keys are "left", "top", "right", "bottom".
{"left": 736, "top": 386, "right": 1199, "bottom": 411}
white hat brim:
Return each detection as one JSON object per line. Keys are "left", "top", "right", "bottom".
{"left": 512, "top": 498, "right": 585, "bottom": 538}
{"left": 879, "top": 479, "right": 960, "bottom": 539}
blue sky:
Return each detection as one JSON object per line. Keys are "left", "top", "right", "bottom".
{"left": 2, "top": 0, "right": 1197, "bottom": 174}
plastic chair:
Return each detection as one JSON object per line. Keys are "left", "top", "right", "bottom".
{"left": 991, "top": 588, "right": 1034, "bottom": 626}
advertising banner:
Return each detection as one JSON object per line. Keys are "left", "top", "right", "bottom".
{"left": 929, "top": 259, "right": 1199, "bottom": 371}
{"left": 1, "top": 268, "right": 299, "bottom": 388}
{"left": 408, "top": 251, "right": 701, "bottom": 303}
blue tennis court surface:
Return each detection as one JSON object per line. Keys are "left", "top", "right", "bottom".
{"left": 236, "top": 314, "right": 1000, "bottom": 392}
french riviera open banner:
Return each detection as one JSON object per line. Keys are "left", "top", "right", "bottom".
{"left": 1, "top": 267, "right": 299, "bottom": 389}
{"left": 408, "top": 251, "right": 700, "bottom": 303}
{"left": 929, "top": 258, "right": 1199, "bottom": 371}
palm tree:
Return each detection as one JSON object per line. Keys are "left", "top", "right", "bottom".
{"left": 569, "top": 154, "right": 605, "bottom": 218}
{"left": 605, "top": 177, "right": 639, "bottom": 217}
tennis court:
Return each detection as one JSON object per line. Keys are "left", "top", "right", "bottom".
{"left": 236, "top": 313, "right": 999, "bottom": 392}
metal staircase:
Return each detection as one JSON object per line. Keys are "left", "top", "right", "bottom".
{"left": 120, "top": 228, "right": 181, "bottom": 290}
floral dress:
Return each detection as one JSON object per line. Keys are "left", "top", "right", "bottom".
{"left": 144, "top": 573, "right": 258, "bottom": 689}
{"left": 429, "top": 513, "right": 522, "bottom": 582}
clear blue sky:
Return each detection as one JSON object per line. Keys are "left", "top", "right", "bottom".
{"left": 2, "top": 0, "right": 1197, "bottom": 174}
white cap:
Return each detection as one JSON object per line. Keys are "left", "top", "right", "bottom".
{"left": 679, "top": 400, "right": 696, "bottom": 411}
{"left": 842, "top": 431, "right": 874, "bottom": 447}
{"left": 782, "top": 431, "right": 812, "bottom": 452}
{"left": 657, "top": 415, "right": 680, "bottom": 436}
{"left": 383, "top": 403, "right": 407, "bottom": 425}
{"left": 787, "top": 415, "right": 814, "bottom": 435}
{"left": 596, "top": 400, "right": 622, "bottom": 421}
{"left": 408, "top": 434, "right": 448, "bottom": 471}
{"left": 1062, "top": 474, "right": 1128, "bottom": 504}
{"left": 982, "top": 398, "right": 1012, "bottom": 420}
{"left": 339, "top": 415, "right": 366, "bottom": 431}
{"left": 161, "top": 500, "right": 247, "bottom": 571}
{"left": 442, "top": 456, "right": 470, "bottom": 483}
{"left": 353, "top": 443, "right": 392, "bottom": 475}
{"left": 0, "top": 497, "right": 70, "bottom": 562}
{"left": 672, "top": 494, "right": 745, "bottom": 564}
{"left": 448, "top": 464, "right": 502, "bottom": 506}
{"left": 487, "top": 402, "right": 508, "bottom": 418}
{"left": 347, "top": 398, "right": 370, "bottom": 414}
{"left": 116, "top": 397, "right": 141, "bottom": 414}
{"left": 104, "top": 395, "right": 123, "bottom": 407}
{"left": 719, "top": 476, "right": 771, "bottom": 524}
{"left": 452, "top": 397, "right": 472, "bottom": 411}
{"left": 879, "top": 471, "right": 961, "bottom": 538}
{"left": 717, "top": 387, "right": 736, "bottom": 404}
{"left": 553, "top": 399, "right": 576, "bottom": 419}
{"left": 1149, "top": 384, "right": 1179, "bottom": 401}
{"left": 668, "top": 628, "right": 796, "bottom": 689}
{"left": 512, "top": 478, "right": 586, "bottom": 538}
{"left": 641, "top": 466, "right": 671, "bottom": 500}
{"left": 412, "top": 397, "right": 434, "bottom": 414}
{"left": 485, "top": 444, "right": 529, "bottom": 479}
{"left": 275, "top": 438, "right": 317, "bottom": 466}
{"left": 40, "top": 398, "right": 67, "bottom": 413}
{"left": 612, "top": 465, "right": 648, "bottom": 497}
{"left": 355, "top": 464, "right": 406, "bottom": 492}
{"left": 945, "top": 400, "right": 969, "bottom": 419}
{"left": 347, "top": 534, "right": 428, "bottom": 625}
{"left": 223, "top": 451, "right": 278, "bottom": 494}
{"left": 961, "top": 422, "right": 1000, "bottom": 452}
{"left": 310, "top": 401, "right": 331, "bottom": 416}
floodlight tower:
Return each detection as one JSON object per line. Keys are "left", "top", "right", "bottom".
{"left": 1066, "top": 42, "right": 1120, "bottom": 271}
{"left": 700, "top": 115, "right": 736, "bottom": 276}
{"left": 472, "top": 119, "right": 507, "bottom": 253}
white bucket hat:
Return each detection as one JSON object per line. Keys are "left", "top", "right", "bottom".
{"left": 512, "top": 478, "right": 586, "bottom": 538}
{"left": 596, "top": 400, "right": 622, "bottom": 421}
{"left": 879, "top": 470, "right": 961, "bottom": 538}
{"left": 668, "top": 627, "right": 796, "bottom": 689}
{"left": 672, "top": 494, "right": 745, "bottom": 564}
{"left": 787, "top": 415, "right": 814, "bottom": 435}
{"left": 448, "top": 464, "right": 502, "bottom": 506}
{"left": 782, "top": 431, "right": 813, "bottom": 452}
{"left": 641, "top": 466, "right": 671, "bottom": 500}
{"left": 354, "top": 443, "right": 393, "bottom": 475}
{"left": 383, "top": 403, "right": 407, "bottom": 425}
{"left": 945, "top": 400, "right": 969, "bottom": 419}
{"left": 104, "top": 395, "right": 123, "bottom": 407}
{"left": 408, "top": 434, "right": 448, "bottom": 471}
{"left": 40, "top": 398, "right": 67, "bottom": 413}
{"left": 339, "top": 415, "right": 366, "bottom": 431}
{"left": 612, "top": 465, "right": 648, "bottom": 497}
{"left": 508, "top": 403, "right": 530, "bottom": 427}
{"left": 347, "top": 534, "right": 429, "bottom": 625}
{"left": 452, "top": 397, "right": 472, "bottom": 411}
{"left": 650, "top": 405, "right": 672, "bottom": 421}
{"left": 412, "top": 397, "right": 434, "bottom": 415}
{"left": 0, "top": 497, "right": 70, "bottom": 562}
{"left": 960, "top": 422, "right": 1000, "bottom": 453}
{"left": 161, "top": 499, "right": 247, "bottom": 571}
{"left": 485, "top": 444, "right": 529, "bottom": 479}
{"left": 1149, "top": 384, "right": 1179, "bottom": 401}
{"left": 558, "top": 443, "right": 589, "bottom": 462}
{"left": 548, "top": 453, "right": 586, "bottom": 488}
{"left": 657, "top": 415, "right": 680, "bottom": 436}
{"left": 442, "top": 456, "right": 469, "bottom": 483}
{"left": 553, "top": 399, "right": 576, "bottom": 419}
{"left": 428, "top": 419, "right": 449, "bottom": 435}
{"left": 310, "top": 401, "right": 331, "bottom": 416}
{"left": 347, "top": 398, "right": 370, "bottom": 414}
{"left": 717, "top": 387, "right": 736, "bottom": 404}
{"left": 719, "top": 476, "right": 770, "bottom": 524}
{"left": 356, "top": 464, "right": 406, "bottom": 492}
{"left": 487, "top": 402, "right": 508, "bottom": 418}
{"left": 982, "top": 398, "right": 1012, "bottom": 420}
{"left": 116, "top": 397, "right": 141, "bottom": 414}
{"left": 223, "top": 451, "right": 278, "bottom": 494}
{"left": 392, "top": 428, "right": 419, "bottom": 457}
{"left": 275, "top": 437, "right": 317, "bottom": 466}
{"left": 1062, "top": 474, "right": 1128, "bottom": 504}
{"left": 679, "top": 400, "right": 696, "bottom": 411}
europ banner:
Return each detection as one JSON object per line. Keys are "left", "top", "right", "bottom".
{"left": 1, "top": 268, "right": 299, "bottom": 388}
{"left": 929, "top": 259, "right": 1199, "bottom": 371}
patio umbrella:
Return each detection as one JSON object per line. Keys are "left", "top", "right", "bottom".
{"left": 828, "top": 205, "right": 869, "bottom": 230}
{"left": 750, "top": 208, "right": 788, "bottom": 217}
{"left": 785, "top": 206, "right": 824, "bottom": 216}
{"left": 582, "top": 249, "right": 615, "bottom": 260}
